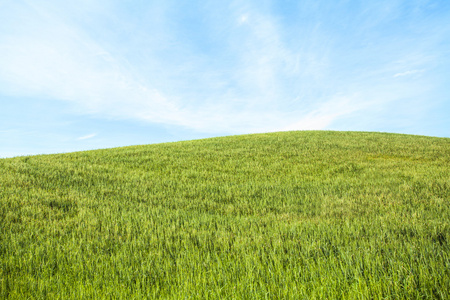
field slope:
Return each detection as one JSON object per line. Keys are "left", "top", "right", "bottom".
{"left": 1, "top": 131, "right": 449, "bottom": 299}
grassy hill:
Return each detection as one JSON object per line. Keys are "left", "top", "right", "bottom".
{"left": 1, "top": 131, "right": 449, "bottom": 299}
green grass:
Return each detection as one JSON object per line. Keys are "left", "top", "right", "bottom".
{"left": 1, "top": 131, "right": 449, "bottom": 299}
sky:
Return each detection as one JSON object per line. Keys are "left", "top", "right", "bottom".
{"left": 1, "top": 0, "right": 449, "bottom": 158}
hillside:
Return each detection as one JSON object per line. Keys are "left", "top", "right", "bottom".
{"left": 1, "top": 131, "right": 449, "bottom": 299}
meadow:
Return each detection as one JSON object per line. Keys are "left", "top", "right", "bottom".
{"left": 1, "top": 131, "right": 449, "bottom": 299}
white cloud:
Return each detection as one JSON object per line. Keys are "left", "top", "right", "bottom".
{"left": 394, "top": 69, "right": 424, "bottom": 77}
{"left": 281, "top": 94, "right": 367, "bottom": 131}
{"left": 77, "top": 133, "right": 96, "bottom": 140}
{"left": 0, "top": 3, "right": 190, "bottom": 126}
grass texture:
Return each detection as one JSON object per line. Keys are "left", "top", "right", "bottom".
{"left": 1, "top": 131, "right": 449, "bottom": 299}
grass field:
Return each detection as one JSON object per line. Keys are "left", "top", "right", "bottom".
{"left": 1, "top": 131, "right": 449, "bottom": 299}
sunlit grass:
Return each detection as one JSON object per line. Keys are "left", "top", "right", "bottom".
{"left": 1, "top": 131, "right": 449, "bottom": 299}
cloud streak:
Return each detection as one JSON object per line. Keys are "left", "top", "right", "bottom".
{"left": 394, "top": 70, "right": 424, "bottom": 77}
{"left": 77, "top": 133, "right": 96, "bottom": 140}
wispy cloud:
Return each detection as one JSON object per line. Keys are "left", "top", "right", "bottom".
{"left": 394, "top": 69, "right": 424, "bottom": 77}
{"left": 280, "top": 91, "right": 383, "bottom": 131}
{"left": 0, "top": 1, "right": 328, "bottom": 133}
{"left": 77, "top": 133, "right": 96, "bottom": 140}
{"left": 0, "top": 0, "right": 449, "bottom": 141}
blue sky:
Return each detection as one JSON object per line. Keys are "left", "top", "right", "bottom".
{"left": 1, "top": 0, "right": 449, "bottom": 158}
